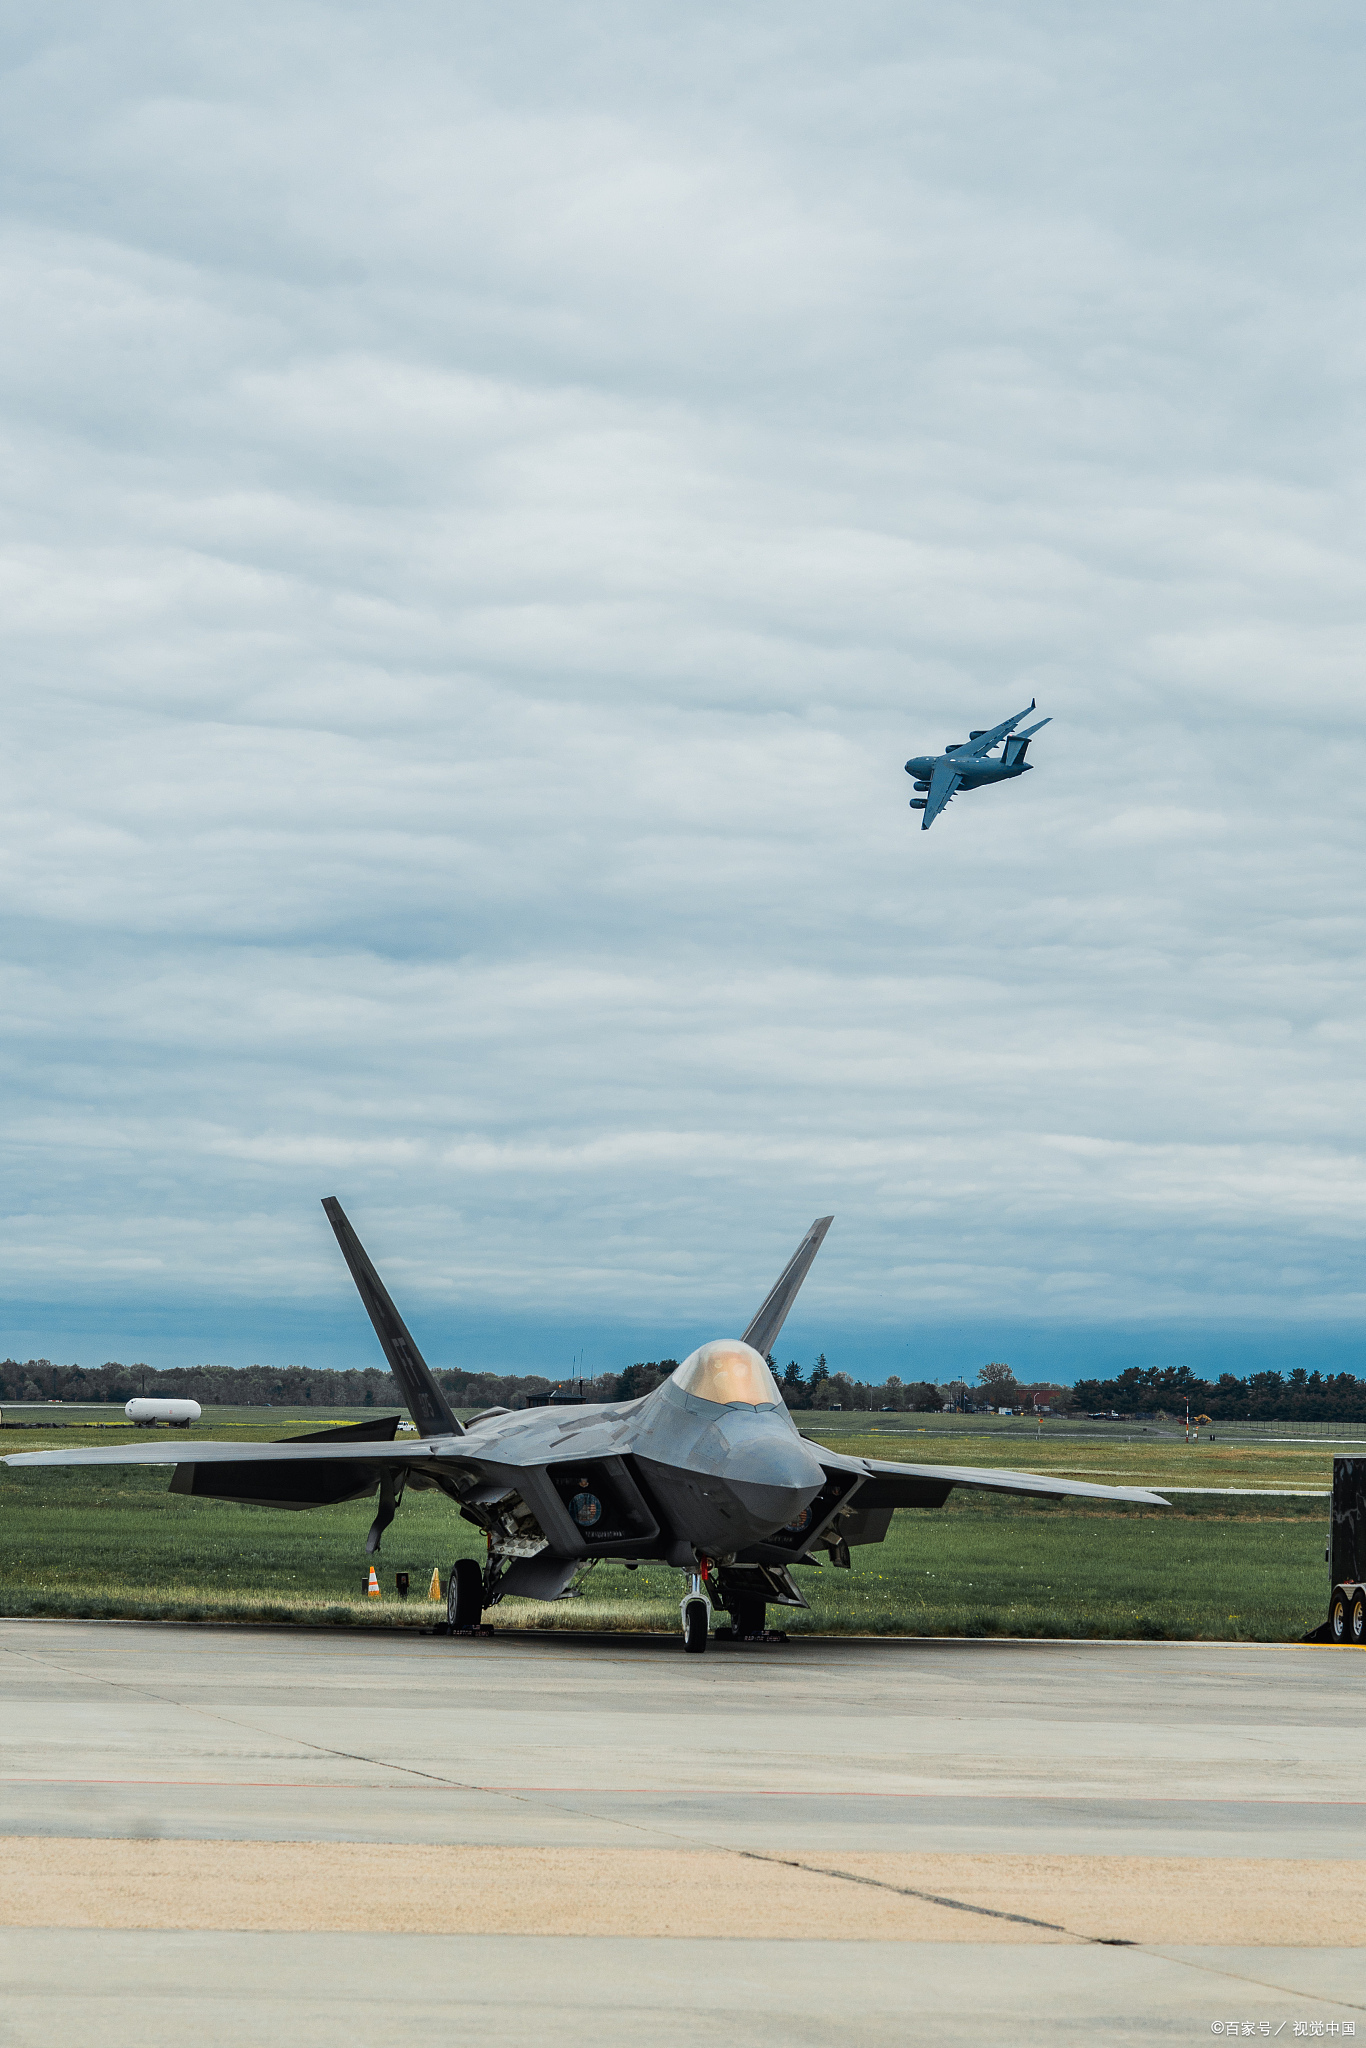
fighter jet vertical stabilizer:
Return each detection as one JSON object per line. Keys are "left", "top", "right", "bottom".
{"left": 321, "top": 1197, "right": 461, "bottom": 1438}
{"left": 742, "top": 1215, "right": 834, "bottom": 1360}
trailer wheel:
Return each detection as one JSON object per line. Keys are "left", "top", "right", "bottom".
{"left": 1330, "top": 1589, "right": 1349, "bottom": 1641}
{"left": 1352, "top": 1593, "right": 1365, "bottom": 1645}
{"left": 448, "top": 1558, "right": 483, "bottom": 1631}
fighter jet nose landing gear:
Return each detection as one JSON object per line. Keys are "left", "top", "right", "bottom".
{"left": 681, "top": 1572, "right": 711, "bottom": 1654}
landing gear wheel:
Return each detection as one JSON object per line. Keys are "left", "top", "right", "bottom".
{"left": 448, "top": 1558, "right": 484, "bottom": 1632}
{"left": 1353, "top": 1594, "right": 1365, "bottom": 1645}
{"left": 729, "top": 1596, "right": 767, "bottom": 1641}
{"left": 1330, "top": 1589, "right": 1349, "bottom": 1641}
{"left": 683, "top": 1598, "right": 709, "bottom": 1654}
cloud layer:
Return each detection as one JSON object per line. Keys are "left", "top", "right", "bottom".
{"left": 2, "top": 4, "right": 1364, "bottom": 1375}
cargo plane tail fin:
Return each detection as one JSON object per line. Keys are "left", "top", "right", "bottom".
{"left": 1002, "top": 716, "right": 1051, "bottom": 768}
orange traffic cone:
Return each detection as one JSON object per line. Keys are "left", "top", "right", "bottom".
{"left": 427, "top": 1566, "right": 442, "bottom": 1602}
{"left": 366, "top": 1565, "right": 380, "bottom": 1598}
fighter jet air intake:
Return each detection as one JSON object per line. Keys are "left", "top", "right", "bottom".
{"left": 3, "top": 1198, "right": 1164, "bottom": 1653}
{"left": 905, "top": 699, "right": 1051, "bottom": 830}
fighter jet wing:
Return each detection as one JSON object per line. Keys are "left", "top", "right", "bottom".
{"left": 956, "top": 699, "right": 1038, "bottom": 760}
{"left": 0, "top": 1426, "right": 532, "bottom": 1547}
{"left": 819, "top": 1449, "right": 1169, "bottom": 1510}
{"left": 920, "top": 757, "right": 960, "bottom": 830}
{"left": 0, "top": 1430, "right": 505, "bottom": 1498}
{"left": 0, "top": 1207, "right": 645, "bottom": 1562}
{"left": 3, "top": 1435, "right": 457, "bottom": 1473}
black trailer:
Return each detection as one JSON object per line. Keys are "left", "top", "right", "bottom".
{"left": 1328, "top": 1457, "right": 1366, "bottom": 1643}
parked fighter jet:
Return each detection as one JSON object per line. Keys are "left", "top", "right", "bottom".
{"left": 905, "top": 699, "right": 1050, "bottom": 830}
{"left": 4, "top": 1198, "right": 1164, "bottom": 1652}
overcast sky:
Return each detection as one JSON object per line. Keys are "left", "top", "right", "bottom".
{"left": 2, "top": 4, "right": 1364, "bottom": 1384}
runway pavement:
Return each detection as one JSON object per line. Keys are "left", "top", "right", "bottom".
{"left": 0, "top": 1619, "right": 1362, "bottom": 2044}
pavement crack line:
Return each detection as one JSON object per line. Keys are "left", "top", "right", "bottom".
{"left": 737, "top": 1853, "right": 1366, "bottom": 2010}
{"left": 1117, "top": 1950, "right": 1366, "bottom": 2015}
{"left": 733, "top": 1850, "right": 1076, "bottom": 1936}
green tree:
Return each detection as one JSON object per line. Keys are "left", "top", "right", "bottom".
{"left": 780, "top": 1360, "right": 806, "bottom": 1408}
{"left": 977, "top": 1361, "right": 1017, "bottom": 1405}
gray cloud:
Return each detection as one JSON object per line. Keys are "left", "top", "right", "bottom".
{"left": 1, "top": 4, "right": 1364, "bottom": 1372}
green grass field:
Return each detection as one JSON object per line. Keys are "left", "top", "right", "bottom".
{"left": 0, "top": 1416, "right": 1338, "bottom": 1640}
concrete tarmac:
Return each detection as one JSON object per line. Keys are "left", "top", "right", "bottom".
{"left": 1, "top": 1620, "right": 1363, "bottom": 2043}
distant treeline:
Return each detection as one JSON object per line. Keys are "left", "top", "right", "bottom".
{"left": 6, "top": 1355, "right": 1365, "bottom": 1422}
{"left": 0, "top": 1359, "right": 405, "bottom": 1409}
{"left": 1070, "top": 1364, "right": 1366, "bottom": 1422}
{"left": 0, "top": 1357, "right": 675, "bottom": 1412}
{"left": 0, "top": 1355, "right": 935, "bottom": 1413}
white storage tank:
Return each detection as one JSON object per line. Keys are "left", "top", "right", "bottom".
{"left": 124, "top": 1398, "right": 202, "bottom": 1428}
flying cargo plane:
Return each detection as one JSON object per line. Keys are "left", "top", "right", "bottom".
{"left": 4, "top": 1198, "right": 1165, "bottom": 1652}
{"left": 905, "top": 699, "right": 1051, "bottom": 830}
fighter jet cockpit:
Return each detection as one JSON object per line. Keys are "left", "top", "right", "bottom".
{"left": 670, "top": 1340, "right": 784, "bottom": 1408}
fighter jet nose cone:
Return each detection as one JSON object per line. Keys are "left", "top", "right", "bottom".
{"left": 715, "top": 1423, "right": 827, "bottom": 1530}
{"left": 725, "top": 1434, "right": 826, "bottom": 1494}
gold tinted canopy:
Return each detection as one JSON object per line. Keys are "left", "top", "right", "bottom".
{"left": 671, "top": 1340, "right": 783, "bottom": 1408}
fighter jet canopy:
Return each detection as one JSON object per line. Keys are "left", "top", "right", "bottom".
{"left": 672, "top": 1340, "right": 783, "bottom": 1408}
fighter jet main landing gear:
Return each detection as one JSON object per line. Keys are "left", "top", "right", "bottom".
{"left": 724, "top": 1594, "right": 768, "bottom": 1641}
{"left": 447, "top": 1557, "right": 484, "bottom": 1632}
{"left": 681, "top": 1573, "right": 711, "bottom": 1654}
